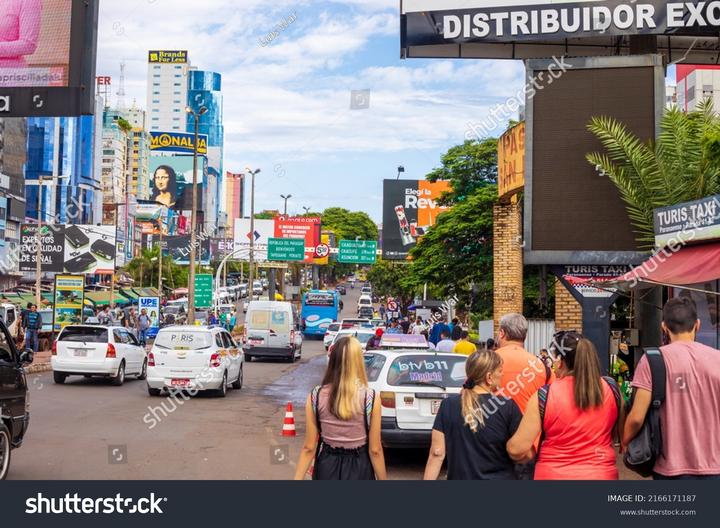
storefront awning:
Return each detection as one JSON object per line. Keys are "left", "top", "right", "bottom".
{"left": 566, "top": 242, "right": 720, "bottom": 294}
{"left": 85, "top": 291, "right": 132, "bottom": 307}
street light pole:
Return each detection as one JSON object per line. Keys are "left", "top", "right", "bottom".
{"left": 185, "top": 105, "right": 208, "bottom": 324}
{"left": 35, "top": 179, "right": 45, "bottom": 307}
{"left": 246, "top": 168, "right": 260, "bottom": 297}
{"left": 280, "top": 194, "right": 292, "bottom": 216}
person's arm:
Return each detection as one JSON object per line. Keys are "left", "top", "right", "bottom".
{"left": 507, "top": 393, "right": 542, "bottom": 463}
{"left": 0, "top": 0, "right": 41, "bottom": 58}
{"left": 622, "top": 388, "right": 651, "bottom": 451}
{"left": 423, "top": 430, "right": 446, "bottom": 480}
{"left": 294, "top": 396, "right": 319, "bottom": 480}
{"left": 367, "top": 395, "right": 387, "bottom": 480}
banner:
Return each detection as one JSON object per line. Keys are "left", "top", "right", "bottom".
{"left": 210, "top": 238, "right": 235, "bottom": 260}
{"left": 382, "top": 180, "right": 451, "bottom": 260}
{"left": 63, "top": 225, "right": 116, "bottom": 275}
{"left": 233, "top": 219, "right": 275, "bottom": 262}
{"left": 654, "top": 195, "right": 720, "bottom": 247}
{"left": 163, "top": 235, "right": 211, "bottom": 266}
{"left": 274, "top": 216, "right": 321, "bottom": 263}
{"left": 149, "top": 131, "right": 208, "bottom": 155}
{"left": 498, "top": 122, "right": 525, "bottom": 201}
{"left": 20, "top": 225, "right": 65, "bottom": 272}
{"left": 53, "top": 275, "right": 84, "bottom": 331}
{"left": 149, "top": 156, "right": 206, "bottom": 212}
{"left": 402, "top": 1, "right": 720, "bottom": 46}
{"left": 139, "top": 297, "right": 161, "bottom": 339}
{"left": 148, "top": 50, "right": 188, "bottom": 64}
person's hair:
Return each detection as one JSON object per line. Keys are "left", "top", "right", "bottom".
{"left": 555, "top": 334, "right": 604, "bottom": 410}
{"left": 151, "top": 165, "right": 178, "bottom": 201}
{"left": 485, "top": 338, "right": 495, "bottom": 350}
{"left": 540, "top": 348, "right": 548, "bottom": 354}
{"left": 663, "top": 297, "right": 698, "bottom": 334}
{"left": 452, "top": 318, "right": 459, "bottom": 325}
{"left": 499, "top": 313, "right": 528, "bottom": 341}
{"left": 462, "top": 350, "right": 503, "bottom": 433}
{"left": 461, "top": 330, "right": 469, "bottom": 339}
{"left": 440, "top": 330, "right": 450, "bottom": 339}
{"left": 27, "top": 302, "right": 32, "bottom": 309}
{"left": 321, "top": 336, "right": 368, "bottom": 421}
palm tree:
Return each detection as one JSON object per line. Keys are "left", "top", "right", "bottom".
{"left": 586, "top": 99, "right": 720, "bottom": 249}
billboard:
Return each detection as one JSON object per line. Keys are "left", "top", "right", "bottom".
{"left": 163, "top": 235, "right": 211, "bottom": 266}
{"left": 148, "top": 50, "right": 188, "bottom": 64}
{"left": 401, "top": 1, "right": 720, "bottom": 63}
{"left": 53, "top": 275, "right": 84, "bottom": 331}
{"left": 149, "top": 131, "right": 208, "bottom": 155}
{"left": 274, "top": 215, "right": 321, "bottom": 263}
{"left": 210, "top": 238, "right": 235, "bottom": 260}
{"left": 233, "top": 219, "right": 275, "bottom": 262}
{"left": 382, "top": 180, "right": 451, "bottom": 260}
{"left": 139, "top": 297, "right": 160, "bottom": 339}
{"left": 20, "top": 224, "right": 116, "bottom": 274}
{"left": 0, "top": 0, "right": 98, "bottom": 116}
{"left": 149, "top": 156, "right": 206, "bottom": 212}
{"left": 498, "top": 122, "right": 525, "bottom": 201}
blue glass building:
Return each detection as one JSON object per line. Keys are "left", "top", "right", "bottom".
{"left": 25, "top": 116, "right": 101, "bottom": 225}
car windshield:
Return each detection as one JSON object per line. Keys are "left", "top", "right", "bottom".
{"left": 59, "top": 327, "right": 108, "bottom": 343}
{"left": 154, "top": 330, "right": 213, "bottom": 350}
{"left": 364, "top": 353, "right": 387, "bottom": 382}
{"left": 327, "top": 323, "right": 341, "bottom": 333}
{"left": 336, "top": 331, "right": 373, "bottom": 344}
{"left": 387, "top": 355, "right": 466, "bottom": 388}
{"left": 164, "top": 307, "right": 180, "bottom": 314}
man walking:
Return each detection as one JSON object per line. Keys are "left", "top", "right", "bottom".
{"left": 623, "top": 297, "right": 720, "bottom": 480}
{"left": 429, "top": 317, "right": 450, "bottom": 346}
{"left": 436, "top": 330, "right": 455, "bottom": 353}
{"left": 138, "top": 308, "right": 151, "bottom": 347}
{"left": 453, "top": 331, "right": 476, "bottom": 356}
{"left": 25, "top": 305, "right": 42, "bottom": 353}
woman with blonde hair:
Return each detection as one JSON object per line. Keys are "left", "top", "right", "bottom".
{"left": 294, "top": 336, "right": 386, "bottom": 480}
{"left": 507, "top": 332, "right": 623, "bottom": 480}
{"left": 424, "top": 350, "right": 523, "bottom": 480}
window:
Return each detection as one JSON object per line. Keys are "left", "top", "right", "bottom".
{"left": 154, "top": 65, "right": 161, "bottom": 70}
{"left": 153, "top": 74, "right": 160, "bottom": 78}
{"left": 215, "top": 334, "right": 224, "bottom": 348}
{"left": 173, "top": 91, "right": 180, "bottom": 95}
{"left": 174, "top": 82, "right": 181, "bottom": 86}
{"left": 175, "top": 74, "right": 182, "bottom": 78}
{"left": 173, "top": 117, "right": 180, "bottom": 121}
{"left": 59, "top": 327, "right": 108, "bottom": 343}
{"left": 0, "top": 206, "right": 6, "bottom": 219}
{"left": 153, "top": 82, "right": 160, "bottom": 86}
{"left": 0, "top": 323, "right": 13, "bottom": 363}
{"left": 173, "top": 100, "right": 181, "bottom": 104}
{"left": 152, "top": 108, "right": 159, "bottom": 112}
{"left": 222, "top": 332, "right": 236, "bottom": 348}
{"left": 153, "top": 91, "right": 160, "bottom": 95}
{"left": 173, "top": 109, "right": 180, "bottom": 112}
{"left": 172, "top": 126, "right": 180, "bottom": 130}
{"left": 152, "top": 117, "right": 159, "bottom": 121}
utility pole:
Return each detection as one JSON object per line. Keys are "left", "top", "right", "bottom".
{"left": 246, "top": 168, "right": 261, "bottom": 297}
{"left": 280, "top": 194, "right": 292, "bottom": 216}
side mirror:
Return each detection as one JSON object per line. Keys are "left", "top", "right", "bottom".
{"left": 19, "top": 349, "right": 34, "bottom": 366}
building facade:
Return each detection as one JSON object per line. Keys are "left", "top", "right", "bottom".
{"left": 225, "top": 171, "right": 244, "bottom": 232}
{"left": 0, "top": 118, "right": 28, "bottom": 287}
{"left": 147, "top": 51, "right": 191, "bottom": 133}
{"left": 676, "top": 65, "right": 720, "bottom": 112}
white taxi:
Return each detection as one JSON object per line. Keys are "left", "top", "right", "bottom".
{"left": 363, "top": 350, "right": 466, "bottom": 449}
{"left": 147, "top": 326, "right": 243, "bottom": 397}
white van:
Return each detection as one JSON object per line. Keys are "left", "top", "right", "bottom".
{"left": 243, "top": 301, "right": 302, "bottom": 362}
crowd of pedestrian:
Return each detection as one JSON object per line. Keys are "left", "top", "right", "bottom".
{"left": 298, "top": 297, "right": 720, "bottom": 481}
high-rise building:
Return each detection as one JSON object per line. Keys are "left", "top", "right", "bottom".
{"left": 125, "top": 104, "right": 151, "bottom": 200}
{"left": 0, "top": 118, "right": 28, "bottom": 287}
{"left": 147, "top": 50, "right": 191, "bottom": 133}
{"left": 101, "top": 110, "right": 130, "bottom": 223}
{"left": 676, "top": 65, "right": 720, "bottom": 112}
{"left": 225, "top": 172, "right": 244, "bottom": 231}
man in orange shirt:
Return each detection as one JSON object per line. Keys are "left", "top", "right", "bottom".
{"left": 495, "top": 313, "right": 554, "bottom": 480}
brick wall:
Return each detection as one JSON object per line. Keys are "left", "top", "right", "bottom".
{"left": 493, "top": 203, "right": 523, "bottom": 334}
{"left": 554, "top": 279, "right": 583, "bottom": 332}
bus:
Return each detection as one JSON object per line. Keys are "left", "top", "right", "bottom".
{"left": 301, "top": 290, "right": 339, "bottom": 338}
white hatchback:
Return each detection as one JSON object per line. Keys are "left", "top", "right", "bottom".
{"left": 323, "top": 322, "right": 342, "bottom": 351}
{"left": 147, "top": 326, "right": 243, "bottom": 397}
{"left": 52, "top": 325, "right": 147, "bottom": 386}
{"left": 363, "top": 350, "right": 467, "bottom": 449}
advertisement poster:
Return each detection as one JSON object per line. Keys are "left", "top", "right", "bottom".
{"left": 274, "top": 216, "right": 321, "bottom": 263}
{"left": 19, "top": 224, "right": 65, "bottom": 272}
{"left": 139, "top": 297, "right": 160, "bottom": 339}
{"left": 149, "top": 156, "right": 206, "bottom": 212}
{"left": 63, "top": 225, "right": 116, "bottom": 275}
{"left": 53, "top": 275, "right": 84, "bottom": 331}
{"left": 382, "top": 180, "right": 450, "bottom": 260}
{"left": 149, "top": 131, "right": 208, "bottom": 155}
{"left": 233, "top": 219, "right": 275, "bottom": 262}
{"left": 0, "top": 0, "right": 72, "bottom": 88}
{"left": 163, "top": 235, "right": 211, "bottom": 265}
{"left": 210, "top": 238, "right": 235, "bottom": 260}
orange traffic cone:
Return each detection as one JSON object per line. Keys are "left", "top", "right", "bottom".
{"left": 282, "top": 402, "right": 297, "bottom": 437}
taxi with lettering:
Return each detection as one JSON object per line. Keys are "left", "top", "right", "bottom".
{"left": 146, "top": 326, "right": 243, "bottom": 398}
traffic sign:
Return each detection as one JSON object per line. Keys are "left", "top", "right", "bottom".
{"left": 268, "top": 238, "right": 306, "bottom": 261}
{"left": 194, "top": 274, "right": 213, "bottom": 309}
{"left": 387, "top": 300, "right": 399, "bottom": 312}
{"left": 338, "top": 240, "right": 378, "bottom": 264}
{"left": 315, "top": 244, "right": 330, "bottom": 259}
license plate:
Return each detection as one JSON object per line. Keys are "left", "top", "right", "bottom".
{"left": 171, "top": 379, "right": 190, "bottom": 388}
{"left": 431, "top": 400, "right": 442, "bottom": 415}
{"left": 249, "top": 338, "right": 263, "bottom": 345}
{"left": 73, "top": 349, "right": 87, "bottom": 357}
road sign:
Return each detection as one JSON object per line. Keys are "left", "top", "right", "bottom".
{"left": 387, "top": 300, "right": 399, "bottom": 312}
{"left": 314, "top": 243, "right": 330, "bottom": 259}
{"left": 268, "top": 238, "right": 306, "bottom": 261}
{"left": 194, "top": 274, "right": 213, "bottom": 308}
{"left": 338, "top": 240, "right": 378, "bottom": 264}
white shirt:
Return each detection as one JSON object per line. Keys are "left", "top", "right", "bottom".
{"left": 436, "top": 339, "right": 456, "bottom": 353}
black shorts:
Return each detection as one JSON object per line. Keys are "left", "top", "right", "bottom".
{"left": 313, "top": 444, "right": 375, "bottom": 481}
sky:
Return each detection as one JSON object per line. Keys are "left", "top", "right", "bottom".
{"left": 96, "top": 0, "right": 526, "bottom": 223}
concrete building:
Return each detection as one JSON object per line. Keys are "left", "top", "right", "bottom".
{"left": 147, "top": 50, "right": 191, "bottom": 133}
{"left": 125, "top": 104, "right": 151, "bottom": 200}
{"left": 676, "top": 65, "right": 720, "bottom": 112}
{"left": 225, "top": 172, "right": 245, "bottom": 233}
{"left": 101, "top": 110, "right": 130, "bottom": 223}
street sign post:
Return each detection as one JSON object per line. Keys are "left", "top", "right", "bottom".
{"left": 338, "top": 240, "right": 378, "bottom": 264}
{"left": 194, "top": 274, "right": 213, "bottom": 309}
{"left": 268, "top": 238, "right": 306, "bottom": 262}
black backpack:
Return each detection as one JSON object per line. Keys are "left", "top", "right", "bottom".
{"left": 623, "top": 348, "right": 666, "bottom": 477}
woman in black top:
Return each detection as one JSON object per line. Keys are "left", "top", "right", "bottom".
{"left": 424, "top": 350, "right": 522, "bottom": 480}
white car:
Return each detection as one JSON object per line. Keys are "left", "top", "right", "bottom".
{"left": 363, "top": 350, "right": 467, "bottom": 448}
{"left": 323, "top": 322, "right": 342, "bottom": 350}
{"left": 330, "top": 328, "right": 376, "bottom": 354}
{"left": 52, "top": 325, "right": 147, "bottom": 386}
{"left": 147, "top": 326, "right": 243, "bottom": 397}
{"left": 357, "top": 295, "right": 373, "bottom": 312}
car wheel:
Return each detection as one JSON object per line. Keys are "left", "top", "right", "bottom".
{"left": 111, "top": 361, "right": 125, "bottom": 386}
{"left": 0, "top": 424, "right": 11, "bottom": 480}
{"left": 231, "top": 365, "right": 243, "bottom": 390}
{"left": 137, "top": 359, "right": 148, "bottom": 380}
{"left": 216, "top": 371, "right": 228, "bottom": 398}
{"left": 147, "top": 386, "right": 162, "bottom": 397}
{"left": 53, "top": 371, "right": 67, "bottom": 384}
{"left": 244, "top": 353, "right": 252, "bottom": 362}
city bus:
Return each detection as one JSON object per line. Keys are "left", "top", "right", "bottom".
{"left": 301, "top": 290, "right": 339, "bottom": 338}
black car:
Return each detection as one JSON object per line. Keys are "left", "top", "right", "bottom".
{"left": 0, "top": 319, "right": 33, "bottom": 480}
{"left": 335, "top": 285, "right": 347, "bottom": 295}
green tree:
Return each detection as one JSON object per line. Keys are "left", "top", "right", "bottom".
{"left": 586, "top": 100, "right": 720, "bottom": 248}
{"left": 426, "top": 138, "right": 498, "bottom": 205}
{"left": 321, "top": 207, "right": 377, "bottom": 241}
{"left": 366, "top": 260, "right": 416, "bottom": 309}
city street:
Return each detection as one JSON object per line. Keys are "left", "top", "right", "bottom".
{"left": 10, "top": 288, "right": 427, "bottom": 480}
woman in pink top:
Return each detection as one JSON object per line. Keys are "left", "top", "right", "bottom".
{"left": 507, "top": 332, "right": 623, "bottom": 480}
{"left": 0, "top": 0, "right": 41, "bottom": 68}
{"left": 294, "top": 336, "right": 386, "bottom": 480}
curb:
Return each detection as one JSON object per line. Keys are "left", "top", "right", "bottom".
{"left": 25, "top": 363, "right": 53, "bottom": 374}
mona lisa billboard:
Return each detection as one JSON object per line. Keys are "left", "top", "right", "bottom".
{"left": 149, "top": 156, "right": 207, "bottom": 212}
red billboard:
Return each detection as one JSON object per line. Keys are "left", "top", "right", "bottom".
{"left": 274, "top": 216, "right": 321, "bottom": 263}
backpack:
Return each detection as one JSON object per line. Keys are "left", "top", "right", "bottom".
{"left": 623, "top": 348, "right": 666, "bottom": 477}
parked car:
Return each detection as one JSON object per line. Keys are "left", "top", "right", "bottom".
{"left": 147, "top": 326, "right": 243, "bottom": 397}
{"left": 335, "top": 285, "right": 346, "bottom": 295}
{"left": 252, "top": 281, "right": 263, "bottom": 296}
{"left": 358, "top": 306, "right": 374, "bottom": 319}
{"left": 52, "top": 325, "right": 147, "bottom": 386}
{"left": 323, "top": 322, "right": 342, "bottom": 351}
{"left": 361, "top": 286, "right": 372, "bottom": 297}
{"left": 243, "top": 301, "right": 302, "bottom": 362}
{"left": 357, "top": 295, "right": 373, "bottom": 313}
{"left": 0, "top": 319, "right": 32, "bottom": 480}
{"left": 364, "top": 350, "right": 466, "bottom": 448}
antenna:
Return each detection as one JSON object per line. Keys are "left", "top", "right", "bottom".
{"left": 116, "top": 61, "right": 127, "bottom": 109}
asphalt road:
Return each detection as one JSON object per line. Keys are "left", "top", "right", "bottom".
{"left": 9, "top": 285, "right": 428, "bottom": 480}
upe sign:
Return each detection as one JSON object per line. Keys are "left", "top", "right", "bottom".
{"left": 654, "top": 195, "right": 720, "bottom": 248}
